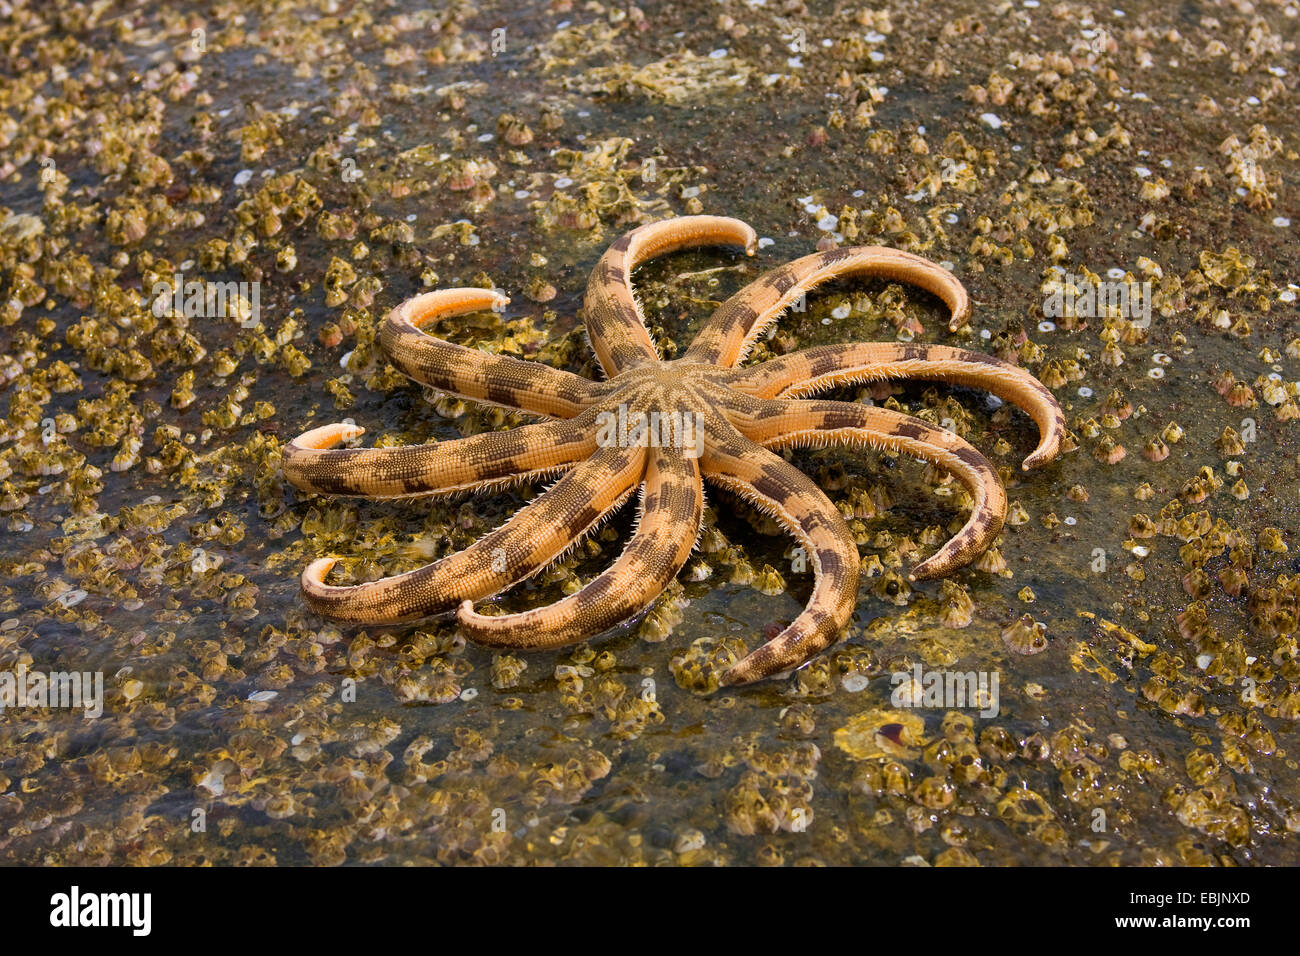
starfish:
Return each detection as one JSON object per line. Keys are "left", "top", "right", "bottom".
{"left": 282, "top": 215, "right": 1066, "bottom": 685}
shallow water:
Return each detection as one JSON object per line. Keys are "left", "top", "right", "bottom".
{"left": 0, "top": 0, "right": 1298, "bottom": 865}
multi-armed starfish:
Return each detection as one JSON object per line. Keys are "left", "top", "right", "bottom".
{"left": 283, "top": 216, "right": 1065, "bottom": 685}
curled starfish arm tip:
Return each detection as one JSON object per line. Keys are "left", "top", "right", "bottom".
{"left": 302, "top": 557, "right": 339, "bottom": 586}
{"left": 908, "top": 562, "right": 944, "bottom": 582}
{"left": 1021, "top": 437, "right": 1062, "bottom": 470}
{"left": 282, "top": 423, "right": 368, "bottom": 493}
{"left": 394, "top": 288, "right": 509, "bottom": 331}
{"left": 289, "top": 422, "right": 365, "bottom": 449}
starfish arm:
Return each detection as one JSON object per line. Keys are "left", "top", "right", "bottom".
{"left": 725, "top": 396, "right": 1006, "bottom": 580}
{"left": 701, "top": 421, "right": 861, "bottom": 686}
{"left": 684, "top": 247, "right": 970, "bottom": 368}
{"left": 457, "top": 445, "right": 703, "bottom": 648}
{"left": 585, "top": 215, "right": 757, "bottom": 376}
{"left": 282, "top": 411, "right": 600, "bottom": 498}
{"left": 725, "top": 343, "right": 1065, "bottom": 470}
{"left": 298, "top": 445, "right": 645, "bottom": 623}
{"left": 383, "top": 288, "right": 611, "bottom": 418}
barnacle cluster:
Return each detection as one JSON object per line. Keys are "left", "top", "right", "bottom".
{"left": 0, "top": 0, "right": 1297, "bottom": 867}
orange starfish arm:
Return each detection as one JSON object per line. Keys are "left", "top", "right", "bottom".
{"left": 684, "top": 246, "right": 970, "bottom": 368}
{"left": 584, "top": 215, "right": 756, "bottom": 375}
{"left": 726, "top": 342, "right": 1065, "bottom": 470}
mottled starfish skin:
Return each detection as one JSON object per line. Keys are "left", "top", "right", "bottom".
{"left": 283, "top": 215, "right": 1066, "bottom": 685}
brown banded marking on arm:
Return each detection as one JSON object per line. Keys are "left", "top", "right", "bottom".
{"left": 724, "top": 342, "right": 1065, "bottom": 469}
{"left": 725, "top": 396, "right": 1006, "bottom": 581}
{"left": 299, "top": 444, "right": 646, "bottom": 623}
{"left": 684, "top": 247, "right": 971, "bottom": 368}
{"left": 281, "top": 409, "right": 602, "bottom": 498}
{"left": 585, "top": 216, "right": 758, "bottom": 376}
{"left": 457, "top": 444, "right": 704, "bottom": 648}
{"left": 382, "top": 288, "right": 612, "bottom": 418}
{"left": 700, "top": 420, "right": 861, "bottom": 686}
